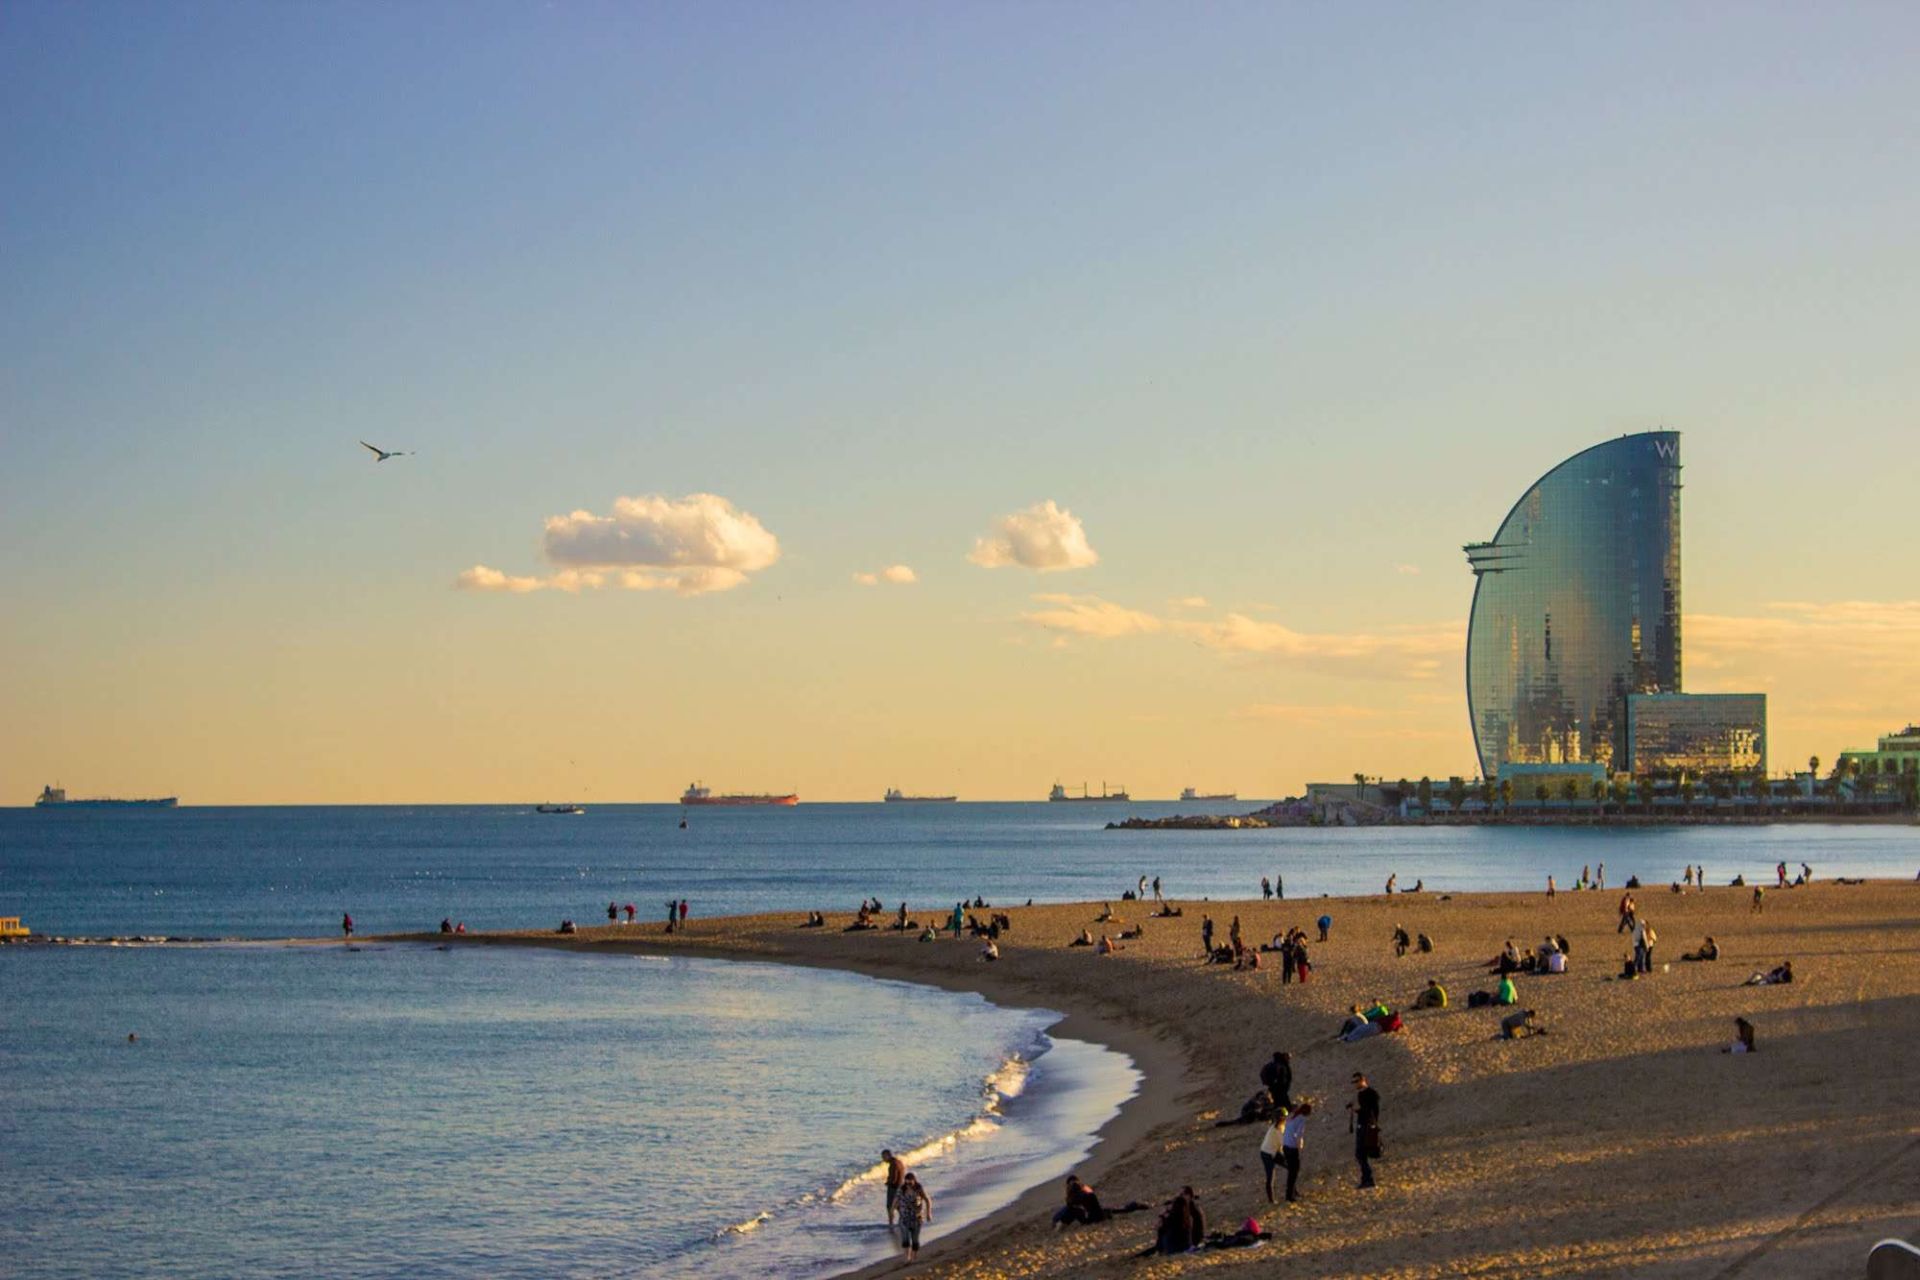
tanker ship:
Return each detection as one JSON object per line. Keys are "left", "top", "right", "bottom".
{"left": 35, "top": 785, "right": 177, "bottom": 808}
{"left": 1049, "top": 782, "right": 1130, "bottom": 802}
{"left": 681, "top": 784, "right": 798, "bottom": 807}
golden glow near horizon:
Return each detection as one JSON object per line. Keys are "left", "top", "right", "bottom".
{"left": 4, "top": 8, "right": 1918, "bottom": 803}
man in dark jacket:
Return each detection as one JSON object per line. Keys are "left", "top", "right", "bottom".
{"left": 1259, "top": 1051, "right": 1294, "bottom": 1110}
{"left": 1349, "top": 1072, "right": 1381, "bottom": 1189}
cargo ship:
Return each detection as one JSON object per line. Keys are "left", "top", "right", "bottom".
{"left": 681, "top": 784, "right": 798, "bottom": 807}
{"left": 884, "top": 789, "right": 957, "bottom": 803}
{"left": 1049, "top": 782, "right": 1130, "bottom": 803}
{"left": 35, "top": 785, "right": 177, "bottom": 808}
{"left": 1181, "top": 787, "right": 1238, "bottom": 802}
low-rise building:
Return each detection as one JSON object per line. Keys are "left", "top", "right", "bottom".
{"left": 1624, "top": 693, "right": 1767, "bottom": 778}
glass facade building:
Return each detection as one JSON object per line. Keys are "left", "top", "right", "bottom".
{"left": 1465, "top": 432, "right": 1682, "bottom": 778}
{"left": 1625, "top": 693, "right": 1767, "bottom": 777}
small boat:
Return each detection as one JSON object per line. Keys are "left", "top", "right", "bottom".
{"left": 535, "top": 803, "right": 585, "bottom": 815}
{"left": 884, "top": 789, "right": 958, "bottom": 803}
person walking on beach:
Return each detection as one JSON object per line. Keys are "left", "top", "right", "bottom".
{"left": 881, "top": 1149, "right": 906, "bottom": 1224}
{"left": 1751, "top": 885, "right": 1765, "bottom": 913}
{"left": 1777, "top": 861, "right": 1788, "bottom": 888}
{"left": 1596, "top": 862, "right": 1606, "bottom": 890}
{"left": 1349, "top": 1073, "right": 1380, "bottom": 1189}
{"left": 1617, "top": 892, "right": 1636, "bottom": 933}
{"left": 895, "top": 1172, "right": 931, "bottom": 1260}
{"left": 1201, "top": 914, "right": 1215, "bottom": 956}
{"left": 1385, "top": 873, "right": 1397, "bottom": 895}
{"left": 1276, "top": 873, "right": 1284, "bottom": 900}
{"left": 341, "top": 912, "right": 353, "bottom": 940}
{"left": 1261, "top": 876, "right": 1272, "bottom": 900}
{"left": 1152, "top": 875, "right": 1163, "bottom": 901}
{"left": 1138, "top": 874, "right": 1148, "bottom": 898}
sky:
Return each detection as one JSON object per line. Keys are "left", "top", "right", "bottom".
{"left": 2, "top": 2, "right": 1917, "bottom": 803}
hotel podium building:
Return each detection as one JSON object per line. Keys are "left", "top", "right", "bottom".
{"left": 1464, "top": 431, "right": 1765, "bottom": 780}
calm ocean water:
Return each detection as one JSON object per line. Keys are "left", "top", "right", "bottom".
{"left": 2, "top": 804, "right": 1915, "bottom": 1278}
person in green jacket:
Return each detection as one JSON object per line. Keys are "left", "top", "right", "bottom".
{"left": 1494, "top": 974, "right": 1518, "bottom": 1006}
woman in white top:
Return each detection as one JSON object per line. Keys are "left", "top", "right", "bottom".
{"left": 1258, "top": 1110, "right": 1287, "bottom": 1204}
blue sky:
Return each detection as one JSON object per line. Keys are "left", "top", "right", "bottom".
{"left": 3, "top": 3, "right": 1917, "bottom": 800}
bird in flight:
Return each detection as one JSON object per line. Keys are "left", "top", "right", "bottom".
{"left": 360, "top": 440, "right": 412, "bottom": 462}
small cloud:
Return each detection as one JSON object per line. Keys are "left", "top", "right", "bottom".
{"left": 462, "top": 493, "right": 780, "bottom": 597}
{"left": 455, "top": 565, "right": 546, "bottom": 594}
{"left": 1022, "top": 594, "right": 1164, "bottom": 639}
{"left": 968, "top": 500, "right": 1098, "bottom": 572}
{"left": 1169, "top": 596, "right": 1210, "bottom": 610}
{"left": 1395, "top": 564, "right": 1421, "bottom": 576}
{"left": 855, "top": 564, "right": 917, "bottom": 586}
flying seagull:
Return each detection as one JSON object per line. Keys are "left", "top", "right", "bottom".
{"left": 359, "top": 440, "right": 411, "bottom": 462}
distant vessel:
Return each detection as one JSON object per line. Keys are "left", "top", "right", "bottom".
{"left": 535, "top": 803, "right": 585, "bottom": 815}
{"left": 35, "top": 785, "right": 176, "bottom": 809}
{"left": 1181, "top": 787, "right": 1238, "bottom": 802}
{"left": 1049, "top": 782, "right": 1130, "bottom": 803}
{"left": 884, "top": 789, "right": 957, "bottom": 803}
{"left": 681, "top": 784, "right": 798, "bottom": 807}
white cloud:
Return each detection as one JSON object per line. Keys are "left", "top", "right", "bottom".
{"left": 1023, "top": 594, "right": 1165, "bottom": 638}
{"left": 968, "top": 500, "right": 1098, "bottom": 572}
{"left": 855, "top": 564, "right": 918, "bottom": 587}
{"left": 1017, "top": 593, "right": 1462, "bottom": 679}
{"left": 1688, "top": 600, "right": 1920, "bottom": 672}
{"left": 455, "top": 565, "right": 546, "bottom": 594}
{"left": 1395, "top": 564, "right": 1421, "bottom": 576}
{"left": 460, "top": 493, "right": 780, "bottom": 597}
{"left": 1170, "top": 596, "right": 1210, "bottom": 610}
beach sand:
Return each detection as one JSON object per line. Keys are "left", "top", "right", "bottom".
{"left": 403, "top": 880, "right": 1920, "bottom": 1278}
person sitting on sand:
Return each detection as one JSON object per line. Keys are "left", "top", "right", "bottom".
{"left": 1500, "top": 1008, "right": 1543, "bottom": 1039}
{"left": 1681, "top": 936, "right": 1719, "bottom": 962}
{"left": 919, "top": 927, "right": 936, "bottom": 942}
{"left": 1413, "top": 978, "right": 1448, "bottom": 1009}
{"left": 980, "top": 940, "right": 999, "bottom": 961}
{"left": 558, "top": 919, "right": 576, "bottom": 934}
{"left": 1097, "top": 934, "right": 1123, "bottom": 956}
{"left": 1121, "top": 923, "right": 1145, "bottom": 940}
{"left": 1722, "top": 1016, "right": 1756, "bottom": 1054}
{"left": 440, "top": 918, "right": 453, "bottom": 934}
{"left": 1153, "top": 1187, "right": 1206, "bottom": 1255}
{"left": 1410, "top": 879, "right": 1424, "bottom": 894}
{"left": 1154, "top": 902, "right": 1184, "bottom": 918}
{"left": 1416, "top": 932, "right": 1434, "bottom": 954}
{"left": 1095, "top": 902, "right": 1115, "bottom": 923}
{"left": 1070, "top": 929, "right": 1094, "bottom": 947}
{"left": 1744, "top": 960, "right": 1793, "bottom": 986}
{"left": 1235, "top": 948, "right": 1261, "bottom": 971}
{"left": 1491, "top": 939, "right": 1521, "bottom": 974}
{"left": 1495, "top": 974, "right": 1518, "bottom": 1006}
{"left": 1053, "top": 1174, "right": 1110, "bottom": 1227}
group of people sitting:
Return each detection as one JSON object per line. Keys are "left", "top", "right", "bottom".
{"left": 1336, "top": 1000, "right": 1404, "bottom": 1042}
{"left": 1488, "top": 935, "right": 1570, "bottom": 976}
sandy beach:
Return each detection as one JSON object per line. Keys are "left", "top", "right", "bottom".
{"left": 405, "top": 878, "right": 1920, "bottom": 1278}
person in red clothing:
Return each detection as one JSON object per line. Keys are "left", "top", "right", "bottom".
{"left": 623, "top": 903, "right": 636, "bottom": 923}
{"left": 678, "top": 899, "right": 689, "bottom": 923}
{"left": 341, "top": 913, "right": 353, "bottom": 939}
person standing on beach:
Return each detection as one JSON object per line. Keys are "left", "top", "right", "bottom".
{"left": 341, "top": 913, "right": 353, "bottom": 940}
{"left": 1276, "top": 873, "right": 1284, "bottom": 900}
{"left": 1260, "top": 1051, "right": 1293, "bottom": 1110}
{"left": 1259, "top": 1109, "right": 1287, "bottom": 1203}
{"left": 1280, "top": 1101, "right": 1310, "bottom": 1201}
{"left": 1152, "top": 875, "right": 1163, "bottom": 901}
{"left": 1201, "top": 914, "right": 1215, "bottom": 956}
{"left": 1229, "top": 915, "right": 1244, "bottom": 960}
{"left": 1349, "top": 1073, "right": 1380, "bottom": 1189}
{"left": 1385, "top": 873, "right": 1397, "bottom": 895}
{"left": 1547, "top": 875, "right": 1556, "bottom": 898}
{"left": 1597, "top": 862, "right": 1606, "bottom": 890}
{"left": 1317, "top": 913, "right": 1331, "bottom": 942}
{"left": 1261, "top": 876, "right": 1272, "bottom": 900}
{"left": 1138, "top": 874, "right": 1148, "bottom": 898}
{"left": 678, "top": 899, "right": 688, "bottom": 924}
{"left": 895, "top": 1172, "right": 931, "bottom": 1260}
{"left": 881, "top": 1149, "right": 906, "bottom": 1224}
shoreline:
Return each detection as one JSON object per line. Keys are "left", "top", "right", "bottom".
{"left": 381, "top": 926, "right": 1201, "bottom": 1279}
{"left": 377, "top": 877, "right": 1920, "bottom": 1276}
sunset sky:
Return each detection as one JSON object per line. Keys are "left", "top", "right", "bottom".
{"left": 4, "top": 4, "right": 1917, "bottom": 803}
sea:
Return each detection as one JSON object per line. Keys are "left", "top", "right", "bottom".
{"left": 3, "top": 801, "right": 1916, "bottom": 1278}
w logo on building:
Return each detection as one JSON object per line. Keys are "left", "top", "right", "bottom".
{"left": 1653, "top": 439, "right": 1678, "bottom": 460}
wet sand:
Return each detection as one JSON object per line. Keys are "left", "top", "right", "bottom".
{"left": 398, "top": 879, "right": 1920, "bottom": 1278}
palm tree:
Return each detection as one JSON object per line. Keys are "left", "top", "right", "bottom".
{"left": 1591, "top": 778, "right": 1608, "bottom": 808}
{"left": 1447, "top": 776, "right": 1467, "bottom": 812}
{"left": 1561, "top": 777, "right": 1580, "bottom": 806}
{"left": 1498, "top": 777, "right": 1514, "bottom": 810}
{"left": 1750, "top": 771, "right": 1770, "bottom": 810}
{"left": 1478, "top": 779, "right": 1495, "bottom": 809}
{"left": 1418, "top": 777, "right": 1434, "bottom": 812}
{"left": 1534, "top": 782, "right": 1550, "bottom": 806}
